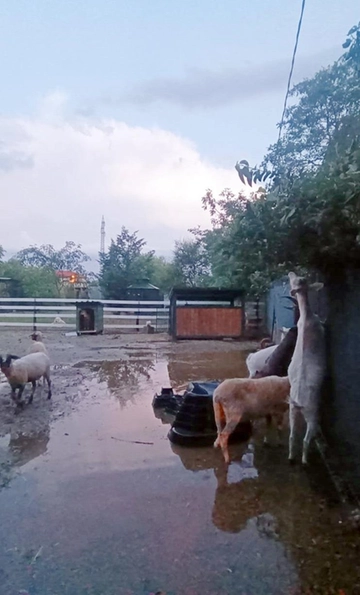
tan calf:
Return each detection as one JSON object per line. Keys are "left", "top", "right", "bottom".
{"left": 213, "top": 376, "right": 290, "bottom": 464}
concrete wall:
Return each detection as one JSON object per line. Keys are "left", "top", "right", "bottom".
{"left": 267, "top": 272, "right": 360, "bottom": 493}
{"left": 321, "top": 271, "right": 360, "bottom": 494}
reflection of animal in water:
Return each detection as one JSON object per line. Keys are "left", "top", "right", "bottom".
{"left": 171, "top": 440, "right": 357, "bottom": 591}
{"left": 213, "top": 376, "right": 290, "bottom": 463}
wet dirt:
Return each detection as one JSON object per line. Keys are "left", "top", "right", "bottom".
{"left": 0, "top": 330, "right": 360, "bottom": 595}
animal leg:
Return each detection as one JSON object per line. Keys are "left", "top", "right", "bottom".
{"left": 28, "top": 380, "right": 36, "bottom": 404}
{"left": 302, "top": 415, "right": 318, "bottom": 465}
{"left": 45, "top": 373, "right": 52, "bottom": 399}
{"left": 16, "top": 385, "right": 26, "bottom": 408}
{"left": 213, "top": 400, "right": 225, "bottom": 448}
{"left": 263, "top": 414, "right": 272, "bottom": 445}
{"left": 274, "top": 413, "right": 284, "bottom": 446}
{"left": 219, "top": 414, "right": 243, "bottom": 464}
{"left": 288, "top": 403, "right": 299, "bottom": 462}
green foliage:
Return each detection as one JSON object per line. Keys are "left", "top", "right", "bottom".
{"left": 197, "top": 189, "right": 290, "bottom": 296}
{"left": 342, "top": 22, "right": 360, "bottom": 73}
{"left": 173, "top": 238, "right": 212, "bottom": 287}
{"left": 143, "top": 255, "right": 179, "bottom": 293}
{"left": 99, "top": 227, "right": 155, "bottom": 299}
{"left": 229, "top": 24, "right": 360, "bottom": 287}
{"left": 0, "top": 259, "right": 59, "bottom": 297}
{"left": 16, "top": 241, "right": 90, "bottom": 274}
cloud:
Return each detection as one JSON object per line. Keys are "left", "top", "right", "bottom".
{"left": 113, "top": 48, "right": 339, "bottom": 109}
{"left": 0, "top": 94, "right": 238, "bottom": 261}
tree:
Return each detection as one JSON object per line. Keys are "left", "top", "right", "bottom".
{"left": 0, "top": 259, "right": 59, "bottom": 297}
{"left": 257, "top": 24, "right": 360, "bottom": 177}
{"left": 226, "top": 24, "right": 360, "bottom": 289}
{"left": 197, "top": 188, "right": 292, "bottom": 297}
{"left": 142, "top": 255, "right": 179, "bottom": 294}
{"left": 173, "top": 238, "right": 212, "bottom": 287}
{"left": 16, "top": 241, "right": 90, "bottom": 274}
{"left": 99, "top": 227, "right": 155, "bottom": 299}
{"left": 0, "top": 246, "right": 4, "bottom": 262}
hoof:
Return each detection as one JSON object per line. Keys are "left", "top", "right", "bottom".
{"left": 47, "top": 392, "right": 52, "bottom": 400}
{"left": 288, "top": 457, "right": 296, "bottom": 466}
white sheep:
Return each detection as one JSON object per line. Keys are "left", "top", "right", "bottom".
{"left": 213, "top": 376, "right": 290, "bottom": 463}
{"left": 246, "top": 344, "right": 277, "bottom": 378}
{"left": 52, "top": 316, "right": 66, "bottom": 325}
{"left": 0, "top": 352, "right": 52, "bottom": 406}
{"left": 287, "top": 272, "right": 326, "bottom": 465}
{"left": 28, "top": 331, "right": 48, "bottom": 357}
{"left": 29, "top": 341, "right": 48, "bottom": 356}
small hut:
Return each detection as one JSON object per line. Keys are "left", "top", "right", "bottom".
{"left": 169, "top": 287, "right": 245, "bottom": 340}
{"left": 126, "top": 278, "right": 163, "bottom": 302}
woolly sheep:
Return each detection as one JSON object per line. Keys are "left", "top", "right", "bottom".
{"left": 213, "top": 376, "right": 290, "bottom": 463}
{"left": 28, "top": 341, "right": 48, "bottom": 356}
{"left": 246, "top": 344, "right": 277, "bottom": 378}
{"left": 0, "top": 352, "right": 52, "bottom": 406}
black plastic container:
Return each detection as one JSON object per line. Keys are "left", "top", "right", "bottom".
{"left": 153, "top": 381, "right": 252, "bottom": 447}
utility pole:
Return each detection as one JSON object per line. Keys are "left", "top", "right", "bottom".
{"left": 100, "top": 215, "right": 105, "bottom": 254}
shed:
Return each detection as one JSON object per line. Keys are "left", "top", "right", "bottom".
{"left": 126, "top": 278, "right": 163, "bottom": 301}
{"left": 169, "top": 287, "right": 245, "bottom": 340}
{"left": 76, "top": 301, "right": 104, "bottom": 335}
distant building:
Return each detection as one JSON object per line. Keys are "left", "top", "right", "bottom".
{"left": 56, "top": 271, "right": 88, "bottom": 298}
{"left": 126, "top": 278, "right": 163, "bottom": 301}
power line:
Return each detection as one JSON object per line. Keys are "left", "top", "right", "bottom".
{"left": 277, "top": 0, "right": 306, "bottom": 146}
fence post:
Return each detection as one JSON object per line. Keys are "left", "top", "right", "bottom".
{"left": 33, "top": 298, "right": 37, "bottom": 332}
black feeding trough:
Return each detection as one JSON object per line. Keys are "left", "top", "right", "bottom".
{"left": 152, "top": 381, "right": 252, "bottom": 447}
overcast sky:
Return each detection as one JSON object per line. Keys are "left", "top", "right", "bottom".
{"left": 0, "top": 0, "right": 358, "bottom": 266}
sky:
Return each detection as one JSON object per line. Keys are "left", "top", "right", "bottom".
{"left": 0, "top": 0, "right": 359, "bottom": 268}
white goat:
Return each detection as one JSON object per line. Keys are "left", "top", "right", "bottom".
{"left": 0, "top": 352, "right": 52, "bottom": 405}
{"left": 213, "top": 376, "right": 290, "bottom": 463}
{"left": 287, "top": 272, "right": 326, "bottom": 464}
{"left": 246, "top": 344, "right": 277, "bottom": 378}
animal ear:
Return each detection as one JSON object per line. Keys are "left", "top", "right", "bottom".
{"left": 288, "top": 272, "right": 296, "bottom": 281}
{"left": 309, "top": 282, "right": 324, "bottom": 292}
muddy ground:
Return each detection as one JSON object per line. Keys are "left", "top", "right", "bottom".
{"left": 0, "top": 329, "right": 360, "bottom": 595}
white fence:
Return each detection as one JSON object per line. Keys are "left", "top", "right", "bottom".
{"left": 0, "top": 298, "right": 170, "bottom": 333}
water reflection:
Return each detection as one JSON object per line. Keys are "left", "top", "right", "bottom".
{"left": 171, "top": 438, "right": 360, "bottom": 591}
{"left": 9, "top": 429, "right": 50, "bottom": 467}
{"left": 0, "top": 427, "right": 50, "bottom": 491}
{"left": 167, "top": 350, "right": 249, "bottom": 388}
{"left": 78, "top": 358, "right": 156, "bottom": 407}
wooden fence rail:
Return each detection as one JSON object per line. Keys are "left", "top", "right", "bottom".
{"left": 0, "top": 298, "right": 170, "bottom": 332}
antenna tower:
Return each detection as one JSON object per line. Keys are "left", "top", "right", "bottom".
{"left": 100, "top": 216, "right": 105, "bottom": 254}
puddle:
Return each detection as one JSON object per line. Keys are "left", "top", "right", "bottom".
{"left": 0, "top": 345, "right": 360, "bottom": 594}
